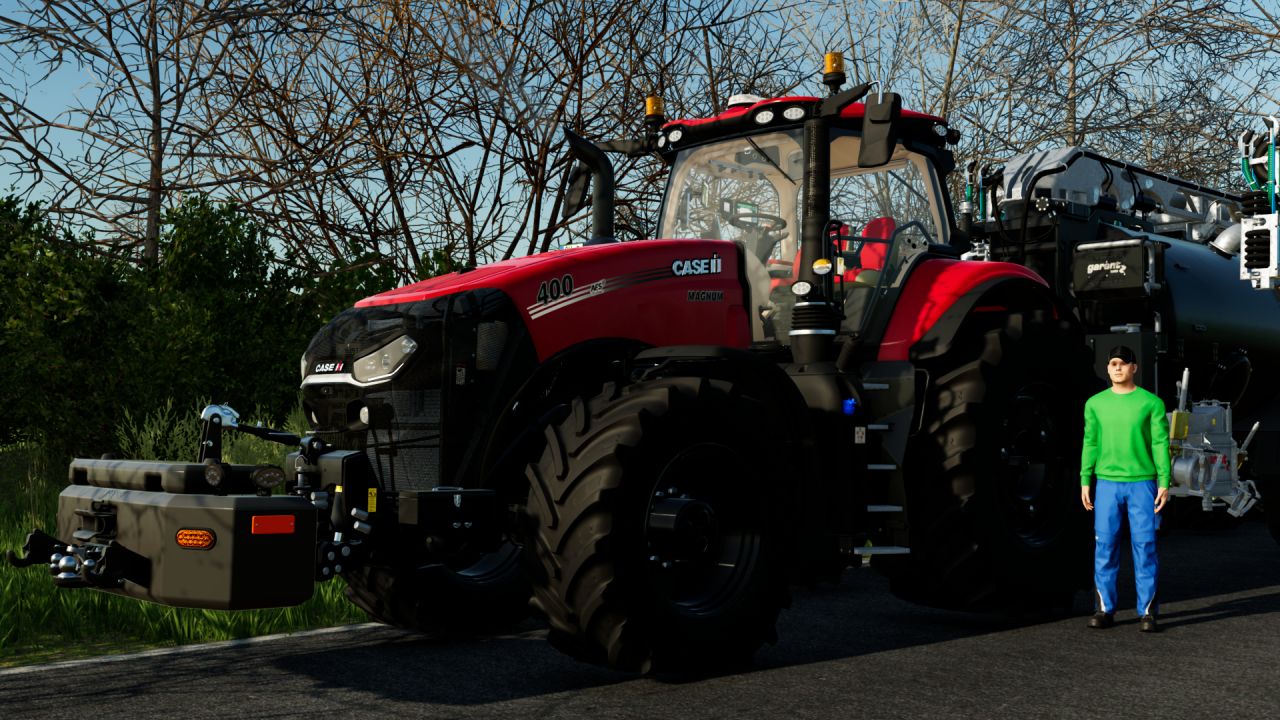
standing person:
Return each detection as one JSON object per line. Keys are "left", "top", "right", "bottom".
{"left": 1080, "top": 345, "right": 1170, "bottom": 632}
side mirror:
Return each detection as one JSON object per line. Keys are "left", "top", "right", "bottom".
{"left": 562, "top": 162, "right": 591, "bottom": 219}
{"left": 858, "top": 92, "right": 901, "bottom": 168}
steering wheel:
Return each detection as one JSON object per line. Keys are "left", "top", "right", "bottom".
{"left": 726, "top": 211, "right": 788, "bottom": 261}
{"left": 726, "top": 210, "right": 787, "bottom": 234}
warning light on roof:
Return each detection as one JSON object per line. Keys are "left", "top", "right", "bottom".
{"left": 824, "top": 52, "right": 845, "bottom": 75}
{"left": 176, "top": 529, "right": 216, "bottom": 549}
{"left": 646, "top": 95, "right": 666, "bottom": 131}
{"left": 823, "top": 52, "right": 846, "bottom": 95}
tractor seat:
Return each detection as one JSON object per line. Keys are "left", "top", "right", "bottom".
{"left": 841, "top": 217, "right": 895, "bottom": 285}
{"left": 769, "top": 217, "right": 896, "bottom": 292}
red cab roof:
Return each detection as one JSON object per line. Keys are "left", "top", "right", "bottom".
{"left": 663, "top": 95, "right": 946, "bottom": 129}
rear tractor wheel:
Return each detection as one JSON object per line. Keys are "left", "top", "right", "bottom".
{"left": 888, "top": 307, "right": 1095, "bottom": 611}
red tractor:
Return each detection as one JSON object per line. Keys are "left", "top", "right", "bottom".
{"left": 14, "top": 55, "right": 1114, "bottom": 672}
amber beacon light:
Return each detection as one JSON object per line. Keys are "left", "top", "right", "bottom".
{"left": 824, "top": 52, "right": 844, "bottom": 74}
{"left": 645, "top": 95, "right": 665, "bottom": 120}
{"left": 823, "top": 51, "right": 846, "bottom": 94}
{"left": 645, "top": 94, "right": 666, "bottom": 135}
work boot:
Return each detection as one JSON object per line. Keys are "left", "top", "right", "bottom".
{"left": 1140, "top": 615, "right": 1159, "bottom": 633}
{"left": 1087, "top": 612, "right": 1114, "bottom": 629}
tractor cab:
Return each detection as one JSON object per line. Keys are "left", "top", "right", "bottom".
{"left": 654, "top": 117, "right": 953, "bottom": 342}
{"left": 560, "top": 53, "right": 961, "bottom": 363}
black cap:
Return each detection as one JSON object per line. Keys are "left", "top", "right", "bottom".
{"left": 1108, "top": 345, "right": 1137, "bottom": 364}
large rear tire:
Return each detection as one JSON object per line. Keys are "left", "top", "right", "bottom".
{"left": 342, "top": 543, "right": 530, "bottom": 635}
{"left": 523, "top": 378, "right": 791, "bottom": 673}
{"left": 888, "top": 308, "right": 1094, "bottom": 610}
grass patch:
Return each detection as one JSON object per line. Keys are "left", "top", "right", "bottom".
{"left": 0, "top": 403, "right": 366, "bottom": 668}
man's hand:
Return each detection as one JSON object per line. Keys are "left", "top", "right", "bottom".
{"left": 1081, "top": 486, "right": 1093, "bottom": 511}
{"left": 1154, "top": 486, "right": 1169, "bottom": 513}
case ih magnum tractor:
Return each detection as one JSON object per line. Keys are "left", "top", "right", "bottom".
{"left": 12, "top": 53, "right": 1280, "bottom": 672}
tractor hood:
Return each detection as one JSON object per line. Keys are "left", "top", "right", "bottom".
{"left": 356, "top": 239, "right": 754, "bottom": 362}
{"left": 357, "top": 248, "right": 588, "bottom": 308}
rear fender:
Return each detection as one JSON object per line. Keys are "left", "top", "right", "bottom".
{"left": 877, "top": 259, "right": 1063, "bottom": 362}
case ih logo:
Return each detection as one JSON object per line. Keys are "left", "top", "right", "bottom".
{"left": 671, "top": 253, "right": 722, "bottom": 277}
{"left": 313, "top": 361, "right": 344, "bottom": 373}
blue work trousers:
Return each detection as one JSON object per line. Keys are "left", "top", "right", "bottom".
{"left": 1093, "top": 479, "right": 1159, "bottom": 617}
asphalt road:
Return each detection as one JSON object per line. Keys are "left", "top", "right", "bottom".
{"left": 2, "top": 518, "right": 1277, "bottom": 719}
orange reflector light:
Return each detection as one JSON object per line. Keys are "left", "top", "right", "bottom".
{"left": 176, "top": 529, "right": 216, "bottom": 549}
{"left": 251, "top": 514, "right": 296, "bottom": 535}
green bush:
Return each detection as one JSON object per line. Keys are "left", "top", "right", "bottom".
{"left": 0, "top": 197, "right": 136, "bottom": 453}
{"left": 0, "top": 195, "right": 402, "bottom": 458}
{"left": 0, "top": 195, "right": 439, "bottom": 665}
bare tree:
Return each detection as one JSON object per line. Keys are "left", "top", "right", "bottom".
{"left": 0, "top": 1, "right": 323, "bottom": 261}
{"left": 192, "top": 1, "right": 477, "bottom": 280}
{"left": 7, "top": 0, "right": 1275, "bottom": 277}
{"left": 935, "top": 0, "right": 1279, "bottom": 185}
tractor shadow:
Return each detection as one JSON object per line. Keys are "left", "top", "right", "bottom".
{"left": 273, "top": 520, "right": 1280, "bottom": 704}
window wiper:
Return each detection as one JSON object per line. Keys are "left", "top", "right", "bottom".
{"left": 746, "top": 136, "right": 795, "bottom": 185}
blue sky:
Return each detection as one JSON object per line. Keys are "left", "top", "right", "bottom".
{"left": 0, "top": 0, "right": 95, "bottom": 197}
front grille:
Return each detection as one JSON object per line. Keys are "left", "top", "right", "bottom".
{"left": 303, "top": 298, "right": 450, "bottom": 492}
{"left": 361, "top": 387, "right": 442, "bottom": 491}
{"left": 301, "top": 288, "right": 534, "bottom": 494}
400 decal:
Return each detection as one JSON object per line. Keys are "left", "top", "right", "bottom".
{"left": 536, "top": 274, "right": 574, "bottom": 305}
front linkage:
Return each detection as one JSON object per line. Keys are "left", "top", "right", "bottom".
{"left": 7, "top": 404, "right": 505, "bottom": 611}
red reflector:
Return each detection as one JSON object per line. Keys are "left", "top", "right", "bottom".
{"left": 251, "top": 515, "right": 296, "bottom": 534}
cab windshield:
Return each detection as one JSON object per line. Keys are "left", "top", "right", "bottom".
{"left": 658, "top": 128, "right": 946, "bottom": 342}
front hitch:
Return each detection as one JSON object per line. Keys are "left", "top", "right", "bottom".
{"left": 7, "top": 403, "right": 512, "bottom": 610}
{"left": 6, "top": 529, "right": 61, "bottom": 569}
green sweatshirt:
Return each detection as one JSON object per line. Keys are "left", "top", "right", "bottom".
{"left": 1080, "top": 386, "right": 1171, "bottom": 489}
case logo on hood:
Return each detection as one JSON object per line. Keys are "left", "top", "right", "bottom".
{"left": 314, "top": 361, "right": 344, "bottom": 373}
{"left": 671, "top": 254, "right": 722, "bottom": 277}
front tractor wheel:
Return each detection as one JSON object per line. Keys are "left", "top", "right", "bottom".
{"left": 523, "top": 378, "right": 791, "bottom": 673}
{"left": 890, "top": 308, "right": 1095, "bottom": 611}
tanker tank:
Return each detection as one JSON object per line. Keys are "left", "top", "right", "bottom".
{"left": 969, "top": 145, "right": 1280, "bottom": 481}
{"left": 1159, "top": 236, "right": 1280, "bottom": 413}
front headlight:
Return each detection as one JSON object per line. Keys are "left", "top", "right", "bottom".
{"left": 352, "top": 334, "right": 418, "bottom": 383}
{"left": 300, "top": 353, "right": 308, "bottom": 380}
